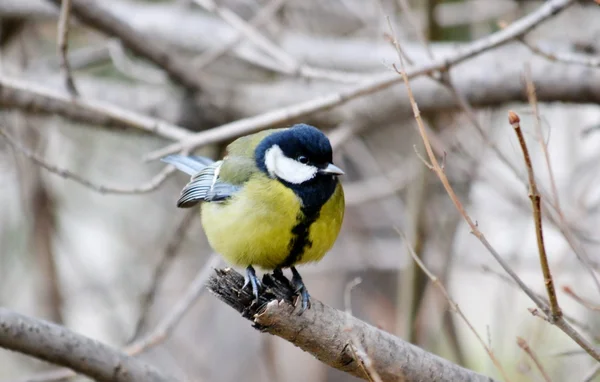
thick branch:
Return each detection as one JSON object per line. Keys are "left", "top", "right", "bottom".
{"left": 208, "top": 268, "right": 495, "bottom": 382}
{"left": 0, "top": 308, "right": 178, "bottom": 382}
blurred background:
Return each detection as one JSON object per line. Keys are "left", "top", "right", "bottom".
{"left": 1, "top": 0, "right": 600, "bottom": 381}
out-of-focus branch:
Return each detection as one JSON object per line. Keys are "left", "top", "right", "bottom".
{"left": 146, "top": 0, "right": 576, "bottom": 160}
{"left": 0, "top": 75, "right": 191, "bottom": 141}
{"left": 130, "top": 209, "right": 198, "bottom": 340}
{"left": 207, "top": 268, "right": 496, "bottom": 382}
{"left": 46, "top": 0, "right": 204, "bottom": 92}
{"left": 0, "top": 127, "right": 177, "bottom": 194}
{"left": 516, "top": 337, "right": 551, "bottom": 382}
{"left": 0, "top": 308, "right": 178, "bottom": 382}
{"left": 522, "top": 39, "right": 600, "bottom": 67}
{"left": 398, "top": 230, "right": 510, "bottom": 381}
{"left": 392, "top": 24, "right": 600, "bottom": 363}
{"left": 17, "top": 254, "right": 222, "bottom": 382}
{"left": 56, "top": 0, "right": 78, "bottom": 96}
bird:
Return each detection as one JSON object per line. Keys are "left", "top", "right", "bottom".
{"left": 161, "top": 123, "right": 345, "bottom": 312}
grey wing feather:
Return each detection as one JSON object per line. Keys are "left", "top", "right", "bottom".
{"left": 161, "top": 154, "right": 215, "bottom": 176}
{"left": 172, "top": 160, "right": 240, "bottom": 208}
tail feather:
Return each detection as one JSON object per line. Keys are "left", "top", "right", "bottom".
{"left": 161, "top": 155, "right": 214, "bottom": 176}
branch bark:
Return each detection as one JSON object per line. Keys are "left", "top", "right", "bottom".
{"left": 0, "top": 308, "right": 178, "bottom": 382}
{"left": 207, "top": 268, "right": 496, "bottom": 382}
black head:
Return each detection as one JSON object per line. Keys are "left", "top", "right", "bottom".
{"left": 255, "top": 124, "right": 343, "bottom": 214}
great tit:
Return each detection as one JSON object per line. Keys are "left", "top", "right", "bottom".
{"left": 162, "top": 123, "right": 345, "bottom": 311}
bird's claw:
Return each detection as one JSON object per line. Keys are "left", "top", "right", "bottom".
{"left": 243, "top": 265, "right": 262, "bottom": 303}
{"left": 291, "top": 267, "right": 311, "bottom": 314}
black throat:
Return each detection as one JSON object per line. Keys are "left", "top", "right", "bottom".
{"left": 279, "top": 174, "right": 338, "bottom": 268}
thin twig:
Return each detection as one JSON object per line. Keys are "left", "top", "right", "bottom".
{"left": 389, "top": 25, "right": 600, "bottom": 362}
{"left": 562, "top": 286, "right": 600, "bottom": 312}
{"left": 398, "top": 229, "right": 511, "bottom": 382}
{"left": 146, "top": 0, "right": 575, "bottom": 161}
{"left": 521, "top": 39, "right": 600, "bottom": 68}
{"left": 523, "top": 69, "right": 600, "bottom": 294}
{"left": 130, "top": 209, "right": 198, "bottom": 340}
{"left": 193, "top": 0, "right": 288, "bottom": 70}
{"left": 509, "top": 111, "right": 561, "bottom": 320}
{"left": 57, "top": 0, "right": 78, "bottom": 96}
{"left": 516, "top": 337, "right": 552, "bottom": 382}
{"left": 192, "top": 0, "right": 365, "bottom": 83}
{"left": 482, "top": 265, "right": 600, "bottom": 343}
{"left": 0, "top": 127, "right": 176, "bottom": 194}
{"left": 193, "top": 0, "right": 296, "bottom": 72}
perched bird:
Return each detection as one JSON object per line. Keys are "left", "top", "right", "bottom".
{"left": 162, "top": 124, "right": 345, "bottom": 311}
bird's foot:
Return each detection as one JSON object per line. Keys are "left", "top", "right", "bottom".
{"left": 242, "top": 265, "right": 262, "bottom": 304}
{"left": 291, "top": 267, "right": 311, "bottom": 314}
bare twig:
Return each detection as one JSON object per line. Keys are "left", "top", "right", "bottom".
{"left": 192, "top": 0, "right": 365, "bottom": 83}
{"left": 516, "top": 337, "right": 552, "bottom": 382}
{"left": 146, "top": 0, "right": 575, "bottom": 161}
{"left": 193, "top": 0, "right": 288, "bottom": 70}
{"left": 0, "top": 127, "right": 177, "bottom": 194}
{"left": 390, "top": 28, "right": 600, "bottom": 362}
{"left": 482, "top": 266, "right": 600, "bottom": 343}
{"left": 521, "top": 39, "right": 600, "bottom": 68}
{"left": 56, "top": 0, "right": 78, "bottom": 96}
{"left": 398, "top": 230, "right": 511, "bottom": 381}
{"left": 130, "top": 209, "right": 198, "bottom": 340}
{"left": 523, "top": 70, "right": 600, "bottom": 294}
{"left": 208, "top": 268, "right": 497, "bottom": 382}
{"left": 46, "top": 0, "right": 204, "bottom": 91}
{"left": 562, "top": 286, "right": 600, "bottom": 312}
{"left": 193, "top": 0, "right": 295, "bottom": 72}
{"left": 509, "top": 110, "right": 561, "bottom": 320}
{"left": 0, "top": 309, "right": 178, "bottom": 382}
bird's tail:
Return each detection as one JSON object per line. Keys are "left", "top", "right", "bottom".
{"left": 161, "top": 155, "right": 214, "bottom": 175}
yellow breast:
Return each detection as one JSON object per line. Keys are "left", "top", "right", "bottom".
{"left": 200, "top": 175, "right": 344, "bottom": 270}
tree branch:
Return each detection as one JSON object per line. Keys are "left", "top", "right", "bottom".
{"left": 45, "top": 0, "right": 204, "bottom": 92}
{"left": 207, "top": 268, "right": 496, "bottom": 382}
{"left": 146, "top": 0, "right": 576, "bottom": 160}
{"left": 0, "top": 308, "right": 178, "bottom": 382}
{"left": 0, "top": 75, "right": 191, "bottom": 141}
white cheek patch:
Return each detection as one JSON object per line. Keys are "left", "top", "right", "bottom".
{"left": 265, "top": 145, "right": 318, "bottom": 184}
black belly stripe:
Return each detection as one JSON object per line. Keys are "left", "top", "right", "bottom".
{"left": 280, "top": 208, "right": 320, "bottom": 268}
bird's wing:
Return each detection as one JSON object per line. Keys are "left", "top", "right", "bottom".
{"left": 164, "top": 156, "right": 241, "bottom": 208}
{"left": 161, "top": 155, "right": 215, "bottom": 176}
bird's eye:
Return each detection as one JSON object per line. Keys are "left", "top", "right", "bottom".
{"left": 297, "top": 156, "right": 309, "bottom": 164}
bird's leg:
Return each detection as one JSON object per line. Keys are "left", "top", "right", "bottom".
{"left": 272, "top": 267, "right": 291, "bottom": 285}
{"left": 242, "top": 265, "right": 262, "bottom": 303}
{"left": 290, "top": 266, "right": 311, "bottom": 313}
